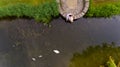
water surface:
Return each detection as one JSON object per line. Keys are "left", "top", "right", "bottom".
{"left": 0, "top": 16, "right": 120, "bottom": 67}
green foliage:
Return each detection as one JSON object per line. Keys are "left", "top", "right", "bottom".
{"left": 85, "top": 0, "right": 120, "bottom": 17}
{"left": 0, "top": 0, "right": 59, "bottom": 23}
{"left": 107, "top": 56, "right": 117, "bottom": 67}
{"left": 0, "top": 0, "right": 53, "bottom": 7}
{"left": 70, "top": 42, "right": 120, "bottom": 67}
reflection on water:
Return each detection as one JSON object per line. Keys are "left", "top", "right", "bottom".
{"left": 0, "top": 16, "right": 120, "bottom": 67}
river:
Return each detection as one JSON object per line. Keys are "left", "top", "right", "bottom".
{"left": 0, "top": 16, "right": 120, "bottom": 67}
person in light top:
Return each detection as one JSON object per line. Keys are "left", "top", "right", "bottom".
{"left": 66, "top": 13, "right": 74, "bottom": 23}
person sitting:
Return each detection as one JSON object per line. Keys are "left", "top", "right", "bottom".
{"left": 66, "top": 13, "right": 74, "bottom": 23}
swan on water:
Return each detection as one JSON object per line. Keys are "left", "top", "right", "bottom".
{"left": 53, "top": 50, "right": 60, "bottom": 54}
{"left": 32, "top": 57, "right": 36, "bottom": 61}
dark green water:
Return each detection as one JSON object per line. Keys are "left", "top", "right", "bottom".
{"left": 0, "top": 16, "right": 120, "bottom": 67}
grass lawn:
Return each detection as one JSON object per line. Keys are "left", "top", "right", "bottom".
{"left": 0, "top": 0, "right": 53, "bottom": 6}
{"left": 0, "top": 0, "right": 59, "bottom": 23}
{"left": 92, "top": 0, "right": 120, "bottom": 6}
{"left": 85, "top": 0, "right": 120, "bottom": 17}
{"left": 69, "top": 43, "right": 120, "bottom": 67}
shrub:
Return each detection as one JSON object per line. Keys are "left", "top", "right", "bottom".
{"left": 70, "top": 43, "right": 120, "bottom": 67}
{"left": 85, "top": 0, "right": 120, "bottom": 17}
{"left": 0, "top": 0, "right": 59, "bottom": 23}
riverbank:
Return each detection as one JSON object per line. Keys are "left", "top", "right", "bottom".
{"left": 69, "top": 43, "right": 120, "bottom": 67}
{"left": 0, "top": 0, "right": 120, "bottom": 23}
{"left": 85, "top": 0, "right": 120, "bottom": 17}
{"left": 0, "top": 0, "right": 59, "bottom": 24}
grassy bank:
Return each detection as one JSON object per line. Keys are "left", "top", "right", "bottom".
{"left": 85, "top": 0, "right": 120, "bottom": 17}
{"left": 1, "top": 0, "right": 120, "bottom": 22}
{"left": 0, "top": 0, "right": 59, "bottom": 23}
{"left": 69, "top": 42, "right": 120, "bottom": 67}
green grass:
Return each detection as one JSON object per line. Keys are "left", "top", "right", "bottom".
{"left": 0, "top": 0, "right": 53, "bottom": 6}
{"left": 69, "top": 42, "right": 120, "bottom": 67}
{"left": 85, "top": 0, "right": 120, "bottom": 17}
{"left": 0, "top": 0, "right": 59, "bottom": 24}
{"left": 1, "top": 0, "right": 120, "bottom": 22}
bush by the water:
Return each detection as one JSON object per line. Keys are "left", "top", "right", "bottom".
{"left": 69, "top": 42, "right": 120, "bottom": 67}
{"left": 85, "top": 0, "right": 120, "bottom": 17}
{"left": 0, "top": 0, "right": 59, "bottom": 23}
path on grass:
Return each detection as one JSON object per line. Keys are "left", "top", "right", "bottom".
{"left": 57, "top": 0, "right": 89, "bottom": 20}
